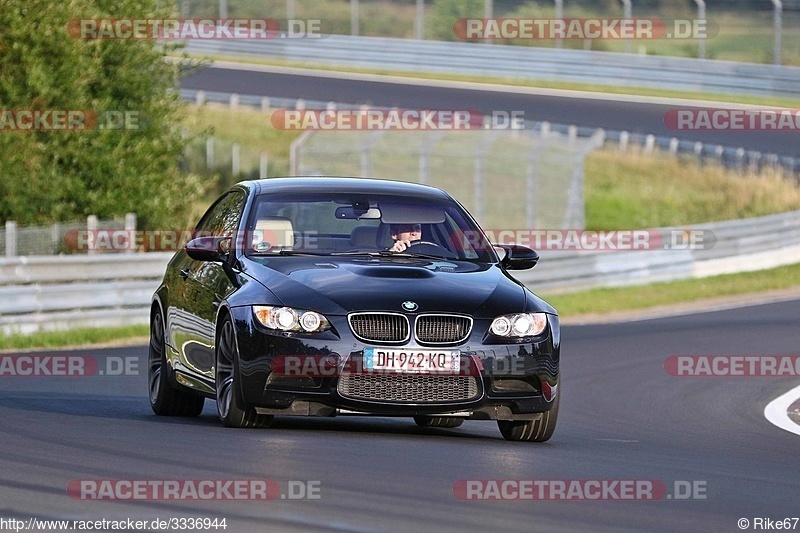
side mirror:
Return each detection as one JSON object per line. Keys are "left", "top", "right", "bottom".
{"left": 496, "top": 244, "right": 539, "bottom": 270}
{"left": 185, "top": 236, "right": 229, "bottom": 262}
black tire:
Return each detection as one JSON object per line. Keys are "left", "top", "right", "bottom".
{"left": 497, "top": 394, "right": 559, "bottom": 442}
{"left": 413, "top": 416, "right": 464, "bottom": 428}
{"left": 215, "top": 317, "right": 273, "bottom": 429}
{"left": 148, "top": 309, "right": 205, "bottom": 417}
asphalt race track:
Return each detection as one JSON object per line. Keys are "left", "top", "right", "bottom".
{"left": 181, "top": 66, "right": 800, "bottom": 157}
{"left": 2, "top": 299, "right": 798, "bottom": 532}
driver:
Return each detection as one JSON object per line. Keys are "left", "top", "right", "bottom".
{"left": 388, "top": 223, "right": 422, "bottom": 252}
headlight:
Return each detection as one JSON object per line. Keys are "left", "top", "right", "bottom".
{"left": 490, "top": 313, "right": 547, "bottom": 337}
{"left": 253, "top": 306, "right": 330, "bottom": 333}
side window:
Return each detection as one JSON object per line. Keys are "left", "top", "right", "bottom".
{"left": 195, "top": 191, "right": 246, "bottom": 236}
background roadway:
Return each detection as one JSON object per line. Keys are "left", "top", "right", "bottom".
{"left": 1, "top": 299, "right": 798, "bottom": 532}
{"left": 182, "top": 66, "right": 800, "bottom": 157}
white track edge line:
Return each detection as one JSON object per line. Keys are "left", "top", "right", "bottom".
{"left": 764, "top": 383, "right": 800, "bottom": 437}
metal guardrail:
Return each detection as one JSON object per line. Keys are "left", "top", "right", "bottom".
{"left": 516, "top": 210, "right": 800, "bottom": 292}
{"left": 0, "top": 253, "right": 173, "bottom": 335}
{"left": 185, "top": 34, "right": 800, "bottom": 98}
{"left": 3, "top": 211, "right": 800, "bottom": 334}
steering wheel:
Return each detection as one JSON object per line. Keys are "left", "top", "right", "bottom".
{"left": 409, "top": 240, "right": 442, "bottom": 248}
{"left": 407, "top": 240, "right": 458, "bottom": 259}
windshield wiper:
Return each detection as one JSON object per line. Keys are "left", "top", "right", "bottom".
{"left": 329, "top": 251, "right": 384, "bottom": 256}
{"left": 248, "top": 250, "right": 330, "bottom": 257}
{"left": 377, "top": 251, "right": 451, "bottom": 260}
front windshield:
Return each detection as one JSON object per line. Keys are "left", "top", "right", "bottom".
{"left": 244, "top": 192, "right": 495, "bottom": 262}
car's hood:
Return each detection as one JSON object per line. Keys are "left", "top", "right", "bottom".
{"left": 240, "top": 256, "right": 541, "bottom": 317}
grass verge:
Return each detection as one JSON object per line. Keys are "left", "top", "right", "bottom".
{"left": 584, "top": 150, "right": 800, "bottom": 229}
{"left": 3, "top": 264, "right": 800, "bottom": 350}
{"left": 0, "top": 325, "right": 148, "bottom": 352}
{"left": 540, "top": 262, "right": 800, "bottom": 317}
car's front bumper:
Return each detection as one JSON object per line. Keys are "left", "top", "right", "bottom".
{"left": 230, "top": 307, "right": 560, "bottom": 421}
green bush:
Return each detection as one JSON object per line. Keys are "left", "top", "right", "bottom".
{"left": 0, "top": 0, "right": 206, "bottom": 229}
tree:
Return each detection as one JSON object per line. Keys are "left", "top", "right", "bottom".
{"left": 0, "top": 0, "right": 206, "bottom": 228}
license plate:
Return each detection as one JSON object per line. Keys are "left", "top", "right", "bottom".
{"left": 363, "top": 348, "right": 461, "bottom": 373}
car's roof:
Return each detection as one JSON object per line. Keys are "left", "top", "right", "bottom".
{"left": 244, "top": 177, "right": 452, "bottom": 200}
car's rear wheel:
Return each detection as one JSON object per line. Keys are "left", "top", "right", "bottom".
{"left": 413, "top": 416, "right": 464, "bottom": 428}
{"left": 215, "top": 317, "right": 273, "bottom": 429}
{"left": 148, "top": 310, "right": 205, "bottom": 417}
{"left": 497, "top": 394, "right": 559, "bottom": 442}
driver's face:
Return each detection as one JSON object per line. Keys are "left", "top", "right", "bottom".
{"left": 392, "top": 224, "right": 422, "bottom": 242}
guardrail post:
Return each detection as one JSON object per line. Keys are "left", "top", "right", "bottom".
{"left": 621, "top": 0, "right": 632, "bottom": 54}
{"left": 260, "top": 152, "right": 269, "bottom": 179}
{"left": 594, "top": 128, "right": 607, "bottom": 146}
{"left": 195, "top": 90, "right": 205, "bottom": 106}
{"left": 485, "top": 0, "right": 493, "bottom": 44}
{"left": 750, "top": 152, "right": 761, "bottom": 174}
{"left": 736, "top": 147, "right": 745, "bottom": 174}
{"left": 52, "top": 222, "right": 60, "bottom": 254}
{"left": 619, "top": 131, "right": 629, "bottom": 152}
{"left": 644, "top": 134, "right": 655, "bottom": 154}
{"left": 415, "top": 0, "right": 424, "bottom": 40}
{"left": 554, "top": 0, "right": 563, "bottom": 49}
{"left": 290, "top": 129, "right": 314, "bottom": 176}
{"left": 541, "top": 121, "right": 551, "bottom": 138}
{"left": 219, "top": 0, "right": 227, "bottom": 19}
{"left": 525, "top": 148, "right": 540, "bottom": 229}
{"left": 5, "top": 221, "right": 16, "bottom": 257}
{"left": 473, "top": 132, "right": 501, "bottom": 224}
{"left": 473, "top": 152, "right": 484, "bottom": 223}
{"left": 669, "top": 138, "right": 679, "bottom": 155}
{"left": 694, "top": 141, "right": 704, "bottom": 168}
{"left": 361, "top": 131, "right": 384, "bottom": 177}
{"left": 261, "top": 97, "right": 270, "bottom": 113}
{"left": 766, "top": 153, "right": 779, "bottom": 172}
{"left": 296, "top": 99, "right": 306, "bottom": 111}
{"left": 232, "top": 143, "right": 241, "bottom": 176}
{"left": 229, "top": 93, "right": 239, "bottom": 111}
{"left": 418, "top": 131, "right": 445, "bottom": 185}
{"left": 773, "top": 0, "right": 783, "bottom": 65}
{"left": 693, "top": 0, "right": 706, "bottom": 60}
{"left": 351, "top": 0, "right": 360, "bottom": 36}
{"left": 286, "top": 0, "right": 295, "bottom": 20}
{"left": 125, "top": 213, "right": 136, "bottom": 254}
{"left": 206, "top": 137, "right": 214, "bottom": 168}
{"left": 87, "top": 215, "right": 98, "bottom": 255}
{"left": 361, "top": 145, "right": 371, "bottom": 177}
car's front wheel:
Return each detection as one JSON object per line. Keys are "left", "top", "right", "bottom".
{"left": 413, "top": 416, "right": 464, "bottom": 428}
{"left": 215, "top": 317, "right": 274, "bottom": 429}
{"left": 497, "top": 394, "right": 559, "bottom": 442}
{"left": 148, "top": 310, "right": 205, "bottom": 417}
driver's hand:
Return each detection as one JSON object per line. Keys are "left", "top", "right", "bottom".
{"left": 390, "top": 239, "right": 412, "bottom": 252}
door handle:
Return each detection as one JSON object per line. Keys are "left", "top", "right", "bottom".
{"left": 179, "top": 268, "right": 191, "bottom": 280}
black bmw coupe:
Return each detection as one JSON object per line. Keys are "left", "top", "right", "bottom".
{"left": 149, "top": 177, "right": 560, "bottom": 442}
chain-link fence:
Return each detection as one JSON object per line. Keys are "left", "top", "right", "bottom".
{"left": 1, "top": 217, "right": 132, "bottom": 257}
{"left": 292, "top": 127, "right": 602, "bottom": 230}
{"left": 184, "top": 135, "right": 274, "bottom": 195}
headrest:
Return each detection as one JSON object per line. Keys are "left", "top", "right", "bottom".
{"left": 376, "top": 223, "right": 395, "bottom": 249}
{"left": 350, "top": 226, "right": 379, "bottom": 248}
{"left": 253, "top": 217, "right": 294, "bottom": 251}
